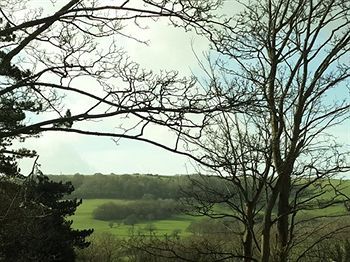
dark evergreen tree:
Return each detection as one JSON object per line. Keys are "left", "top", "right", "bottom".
{"left": 0, "top": 16, "right": 92, "bottom": 261}
{"left": 0, "top": 168, "right": 93, "bottom": 262}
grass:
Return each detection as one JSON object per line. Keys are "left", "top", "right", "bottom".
{"left": 71, "top": 199, "right": 199, "bottom": 238}
{"left": 71, "top": 180, "right": 350, "bottom": 238}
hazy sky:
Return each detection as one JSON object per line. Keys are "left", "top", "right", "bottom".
{"left": 18, "top": 17, "right": 210, "bottom": 176}
{"left": 16, "top": 2, "right": 350, "bottom": 176}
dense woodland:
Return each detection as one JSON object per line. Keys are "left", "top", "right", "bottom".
{"left": 48, "top": 174, "right": 184, "bottom": 200}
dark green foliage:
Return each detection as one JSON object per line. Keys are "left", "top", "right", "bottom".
{"left": 0, "top": 173, "right": 93, "bottom": 262}
{"left": 0, "top": 17, "right": 92, "bottom": 261}
{"left": 124, "top": 214, "right": 139, "bottom": 226}
{"left": 92, "top": 199, "right": 180, "bottom": 223}
{"left": 48, "top": 173, "right": 184, "bottom": 200}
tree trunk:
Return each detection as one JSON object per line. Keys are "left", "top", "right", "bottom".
{"left": 243, "top": 203, "right": 254, "bottom": 262}
{"left": 243, "top": 228, "right": 253, "bottom": 262}
{"left": 277, "top": 172, "right": 291, "bottom": 261}
{"left": 260, "top": 221, "right": 271, "bottom": 262}
{"left": 261, "top": 188, "right": 278, "bottom": 262}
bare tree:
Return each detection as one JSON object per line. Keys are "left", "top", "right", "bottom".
{"left": 0, "top": 0, "right": 236, "bottom": 260}
{"left": 139, "top": 0, "right": 350, "bottom": 261}
{"left": 1, "top": 0, "right": 350, "bottom": 261}
{"left": 0, "top": 0, "right": 234, "bottom": 163}
{"left": 179, "top": 108, "right": 274, "bottom": 261}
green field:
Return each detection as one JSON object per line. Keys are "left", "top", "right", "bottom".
{"left": 71, "top": 199, "right": 199, "bottom": 238}
{"left": 71, "top": 179, "right": 350, "bottom": 238}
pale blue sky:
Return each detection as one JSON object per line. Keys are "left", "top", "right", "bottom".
{"left": 16, "top": 1, "right": 350, "bottom": 176}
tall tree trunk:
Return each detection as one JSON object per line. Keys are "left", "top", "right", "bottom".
{"left": 243, "top": 202, "right": 254, "bottom": 262}
{"left": 261, "top": 188, "right": 279, "bottom": 262}
{"left": 277, "top": 172, "right": 291, "bottom": 261}
{"left": 243, "top": 227, "right": 253, "bottom": 262}
{"left": 260, "top": 220, "right": 271, "bottom": 262}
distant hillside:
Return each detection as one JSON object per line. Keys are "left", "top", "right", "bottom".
{"left": 47, "top": 173, "right": 186, "bottom": 199}
{"left": 48, "top": 174, "right": 350, "bottom": 203}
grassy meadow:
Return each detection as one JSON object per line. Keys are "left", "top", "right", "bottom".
{"left": 71, "top": 197, "right": 350, "bottom": 239}
{"left": 71, "top": 199, "right": 199, "bottom": 238}
{"left": 68, "top": 177, "right": 350, "bottom": 239}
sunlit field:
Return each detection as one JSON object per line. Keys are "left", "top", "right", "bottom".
{"left": 71, "top": 199, "right": 199, "bottom": 238}
{"left": 71, "top": 191, "right": 350, "bottom": 239}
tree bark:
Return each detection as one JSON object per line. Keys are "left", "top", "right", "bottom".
{"left": 261, "top": 188, "right": 279, "bottom": 262}
{"left": 277, "top": 172, "right": 291, "bottom": 262}
{"left": 243, "top": 202, "right": 254, "bottom": 262}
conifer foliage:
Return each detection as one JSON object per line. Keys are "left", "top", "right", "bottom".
{"left": 0, "top": 15, "right": 92, "bottom": 262}
{"left": 0, "top": 169, "right": 93, "bottom": 261}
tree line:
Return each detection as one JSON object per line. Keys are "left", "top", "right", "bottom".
{"left": 92, "top": 199, "right": 180, "bottom": 223}
{"left": 48, "top": 173, "right": 284, "bottom": 203}
{"left": 48, "top": 173, "right": 184, "bottom": 200}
